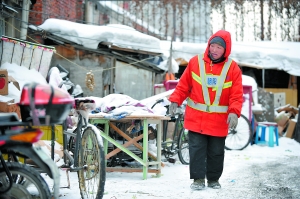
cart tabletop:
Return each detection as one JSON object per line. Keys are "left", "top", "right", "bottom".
{"left": 89, "top": 114, "right": 170, "bottom": 121}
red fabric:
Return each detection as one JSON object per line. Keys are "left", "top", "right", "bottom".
{"left": 169, "top": 30, "right": 243, "bottom": 137}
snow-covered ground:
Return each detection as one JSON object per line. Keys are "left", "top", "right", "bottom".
{"left": 41, "top": 137, "right": 300, "bottom": 199}
{"left": 2, "top": 61, "right": 299, "bottom": 198}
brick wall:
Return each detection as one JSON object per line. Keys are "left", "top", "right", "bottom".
{"left": 76, "top": 0, "right": 84, "bottom": 23}
{"left": 29, "top": 0, "right": 43, "bottom": 25}
{"left": 28, "top": 0, "right": 84, "bottom": 42}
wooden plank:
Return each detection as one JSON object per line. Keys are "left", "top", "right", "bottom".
{"left": 109, "top": 122, "right": 165, "bottom": 167}
{"left": 11, "top": 43, "right": 22, "bottom": 66}
{"left": 105, "top": 133, "right": 144, "bottom": 159}
{"left": 39, "top": 50, "right": 54, "bottom": 78}
{"left": 2, "top": 40, "right": 14, "bottom": 65}
{"left": 22, "top": 48, "right": 34, "bottom": 69}
{"left": 106, "top": 167, "right": 160, "bottom": 174}
{"left": 100, "top": 130, "right": 146, "bottom": 166}
{"left": 31, "top": 47, "right": 44, "bottom": 71}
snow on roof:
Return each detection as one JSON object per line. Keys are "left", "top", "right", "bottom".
{"left": 30, "top": 18, "right": 161, "bottom": 54}
{"left": 232, "top": 41, "right": 300, "bottom": 76}
{"left": 161, "top": 40, "right": 300, "bottom": 76}
{"left": 30, "top": 18, "right": 300, "bottom": 76}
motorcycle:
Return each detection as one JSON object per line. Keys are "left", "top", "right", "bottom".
{"left": 0, "top": 82, "right": 74, "bottom": 198}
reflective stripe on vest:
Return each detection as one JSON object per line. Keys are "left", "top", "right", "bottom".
{"left": 187, "top": 98, "right": 228, "bottom": 113}
{"left": 187, "top": 54, "right": 232, "bottom": 113}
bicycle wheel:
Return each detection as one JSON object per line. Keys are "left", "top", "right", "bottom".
{"left": 68, "top": 134, "right": 76, "bottom": 155}
{"left": 178, "top": 128, "right": 190, "bottom": 165}
{"left": 0, "top": 162, "right": 51, "bottom": 198}
{"left": 225, "top": 114, "right": 253, "bottom": 150}
{"left": 78, "top": 125, "right": 106, "bottom": 199}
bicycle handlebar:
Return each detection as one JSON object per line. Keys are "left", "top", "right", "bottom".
{"left": 151, "top": 98, "right": 164, "bottom": 109}
{"left": 151, "top": 98, "right": 185, "bottom": 120}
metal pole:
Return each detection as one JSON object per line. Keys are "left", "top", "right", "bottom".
{"left": 51, "top": 125, "right": 55, "bottom": 160}
{"left": 20, "top": 0, "right": 30, "bottom": 40}
{"left": 262, "top": 69, "right": 265, "bottom": 88}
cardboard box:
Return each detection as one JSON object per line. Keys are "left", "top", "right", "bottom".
{"left": 276, "top": 104, "right": 298, "bottom": 116}
{"left": 278, "top": 123, "right": 288, "bottom": 136}
{"left": 0, "top": 69, "right": 8, "bottom": 95}
{"left": 275, "top": 111, "right": 290, "bottom": 126}
{"left": 285, "top": 119, "right": 297, "bottom": 138}
{"left": 0, "top": 102, "right": 21, "bottom": 119}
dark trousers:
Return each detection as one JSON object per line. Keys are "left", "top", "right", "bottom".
{"left": 189, "top": 130, "right": 226, "bottom": 181}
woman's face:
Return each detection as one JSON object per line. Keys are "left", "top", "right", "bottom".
{"left": 209, "top": 43, "right": 225, "bottom": 60}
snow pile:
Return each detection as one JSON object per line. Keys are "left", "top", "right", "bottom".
{"left": 1, "top": 62, "right": 47, "bottom": 103}
{"left": 31, "top": 18, "right": 161, "bottom": 54}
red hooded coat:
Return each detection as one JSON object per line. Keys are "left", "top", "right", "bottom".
{"left": 169, "top": 30, "right": 243, "bottom": 137}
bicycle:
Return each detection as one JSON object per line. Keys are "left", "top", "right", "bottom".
{"left": 151, "top": 99, "right": 189, "bottom": 165}
{"left": 63, "top": 98, "right": 106, "bottom": 199}
{"left": 150, "top": 99, "right": 252, "bottom": 157}
{"left": 225, "top": 113, "right": 253, "bottom": 150}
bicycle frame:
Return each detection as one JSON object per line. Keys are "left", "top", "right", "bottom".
{"left": 63, "top": 112, "right": 87, "bottom": 171}
{"left": 157, "top": 102, "right": 187, "bottom": 163}
{"left": 162, "top": 113, "right": 184, "bottom": 152}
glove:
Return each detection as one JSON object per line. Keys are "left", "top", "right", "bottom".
{"left": 169, "top": 102, "right": 178, "bottom": 116}
{"left": 227, "top": 113, "right": 238, "bottom": 129}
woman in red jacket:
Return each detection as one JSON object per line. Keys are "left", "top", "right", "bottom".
{"left": 169, "top": 30, "right": 243, "bottom": 190}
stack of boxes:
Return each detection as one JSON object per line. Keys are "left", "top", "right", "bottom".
{"left": 275, "top": 104, "right": 299, "bottom": 138}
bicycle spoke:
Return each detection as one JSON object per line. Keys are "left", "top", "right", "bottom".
{"left": 225, "top": 114, "right": 252, "bottom": 150}
{"left": 178, "top": 128, "right": 190, "bottom": 165}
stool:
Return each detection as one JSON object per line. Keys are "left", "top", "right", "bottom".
{"left": 254, "top": 122, "right": 279, "bottom": 147}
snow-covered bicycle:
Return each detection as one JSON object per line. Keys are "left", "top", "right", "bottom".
{"left": 63, "top": 98, "right": 106, "bottom": 199}
{"left": 151, "top": 99, "right": 189, "bottom": 165}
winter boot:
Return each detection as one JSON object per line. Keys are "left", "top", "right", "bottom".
{"left": 207, "top": 180, "right": 221, "bottom": 189}
{"left": 190, "top": 179, "right": 205, "bottom": 190}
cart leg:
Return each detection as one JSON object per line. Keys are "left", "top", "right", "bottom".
{"left": 143, "top": 119, "right": 149, "bottom": 180}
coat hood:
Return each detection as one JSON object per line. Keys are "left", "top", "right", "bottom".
{"left": 204, "top": 30, "right": 232, "bottom": 62}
